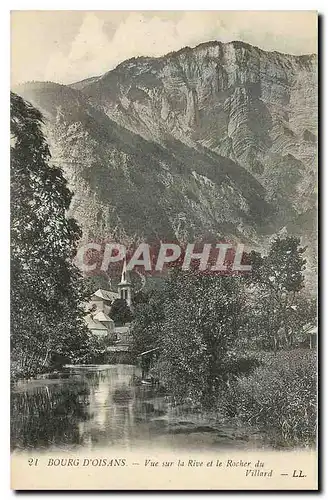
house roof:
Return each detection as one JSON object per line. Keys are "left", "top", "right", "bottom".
{"left": 92, "top": 289, "right": 119, "bottom": 302}
{"left": 93, "top": 311, "right": 114, "bottom": 323}
{"left": 85, "top": 315, "right": 108, "bottom": 330}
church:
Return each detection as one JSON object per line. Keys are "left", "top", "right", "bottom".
{"left": 84, "top": 259, "right": 133, "bottom": 346}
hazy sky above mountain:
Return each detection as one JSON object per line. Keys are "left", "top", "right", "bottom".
{"left": 11, "top": 10, "right": 317, "bottom": 85}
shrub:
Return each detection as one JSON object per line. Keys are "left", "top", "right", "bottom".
{"left": 218, "top": 349, "right": 317, "bottom": 447}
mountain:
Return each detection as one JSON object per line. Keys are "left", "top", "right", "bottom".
{"left": 13, "top": 40, "right": 317, "bottom": 249}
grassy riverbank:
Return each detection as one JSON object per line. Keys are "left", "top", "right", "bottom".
{"left": 216, "top": 349, "right": 317, "bottom": 448}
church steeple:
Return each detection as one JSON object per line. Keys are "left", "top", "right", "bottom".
{"left": 117, "top": 258, "right": 132, "bottom": 307}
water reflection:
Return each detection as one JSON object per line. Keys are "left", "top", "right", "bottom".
{"left": 11, "top": 365, "right": 168, "bottom": 451}
{"left": 11, "top": 377, "right": 90, "bottom": 450}
{"left": 11, "top": 365, "right": 266, "bottom": 451}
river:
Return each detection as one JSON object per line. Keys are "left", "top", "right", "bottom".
{"left": 11, "top": 364, "right": 267, "bottom": 452}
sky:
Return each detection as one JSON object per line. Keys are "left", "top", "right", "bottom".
{"left": 11, "top": 10, "right": 317, "bottom": 85}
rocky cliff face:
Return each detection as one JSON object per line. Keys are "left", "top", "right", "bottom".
{"left": 14, "top": 40, "right": 317, "bottom": 248}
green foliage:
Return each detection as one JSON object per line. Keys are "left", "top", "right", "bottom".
{"left": 132, "top": 268, "right": 246, "bottom": 407}
{"left": 246, "top": 236, "right": 311, "bottom": 350}
{"left": 131, "top": 288, "right": 165, "bottom": 357}
{"left": 84, "top": 274, "right": 112, "bottom": 295}
{"left": 11, "top": 92, "right": 90, "bottom": 378}
{"left": 160, "top": 270, "right": 246, "bottom": 407}
{"left": 248, "top": 236, "right": 306, "bottom": 293}
{"left": 110, "top": 298, "right": 133, "bottom": 325}
{"left": 82, "top": 334, "right": 109, "bottom": 364}
{"left": 218, "top": 349, "right": 317, "bottom": 446}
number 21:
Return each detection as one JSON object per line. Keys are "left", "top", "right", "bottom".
{"left": 28, "top": 458, "right": 39, "bottom": 466}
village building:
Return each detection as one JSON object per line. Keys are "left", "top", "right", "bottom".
{"left": 84, "top": 259, "right": 133, "bottom": 345}
{"left": 88, "top": 289, "right": 119, "bottom": 315}
{"left": 117, "top": 258, "right": 132, "bottom": 307}
{"left": 85, "top": 315, "right": 111, "bottom": 337}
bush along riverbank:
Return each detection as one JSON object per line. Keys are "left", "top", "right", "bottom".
{"left": 148, "top": 349, "right": 316, "bottom": 449}
{"left": 216, "top": 349, "right": 317, "bottom": 448}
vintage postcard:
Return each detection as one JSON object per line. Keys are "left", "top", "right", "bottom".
{"left": 10, "top": 10, "right": 318, "bottom": 490}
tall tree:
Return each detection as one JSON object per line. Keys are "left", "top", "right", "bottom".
{"left": 131, "top": 288, "right": 165, "bottom": 357}
{"left": 109, "top": 298, "right": 133, "bottom": 326}
{"left": 161, "top": 270, "right": 245, "bottom": 407}
{"left": 132, "top": 268, "right": 246, "bottom": 407}
{"left": 247, "top": 236, "right": 308, "bottom": 350}
{"left": 11, "top": 92, "right": 89, "bottom": 377}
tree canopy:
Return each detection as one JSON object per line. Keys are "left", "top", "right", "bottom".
{"left": 110, "top": 298, "right": 133, "bottom": 325}
{"left": 11, "top": 92, "right": 89, "bottom": 377}
{"left": 246, "top": 236, "right": 312, "bottom": 350}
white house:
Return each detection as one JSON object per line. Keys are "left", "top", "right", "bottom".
{"left": 88, "top": 289, "right": 119, "bottom": 315}
{"left": 85, "top": 315, "right": 110, "bottom": 337}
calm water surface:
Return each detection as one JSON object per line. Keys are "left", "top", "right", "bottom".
{"left": 11, "top": 365, "right": 266, "bottom": 451}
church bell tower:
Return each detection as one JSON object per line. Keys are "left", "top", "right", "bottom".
{"left": 117, "top": 258, "right": 132, "bottom": 308}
